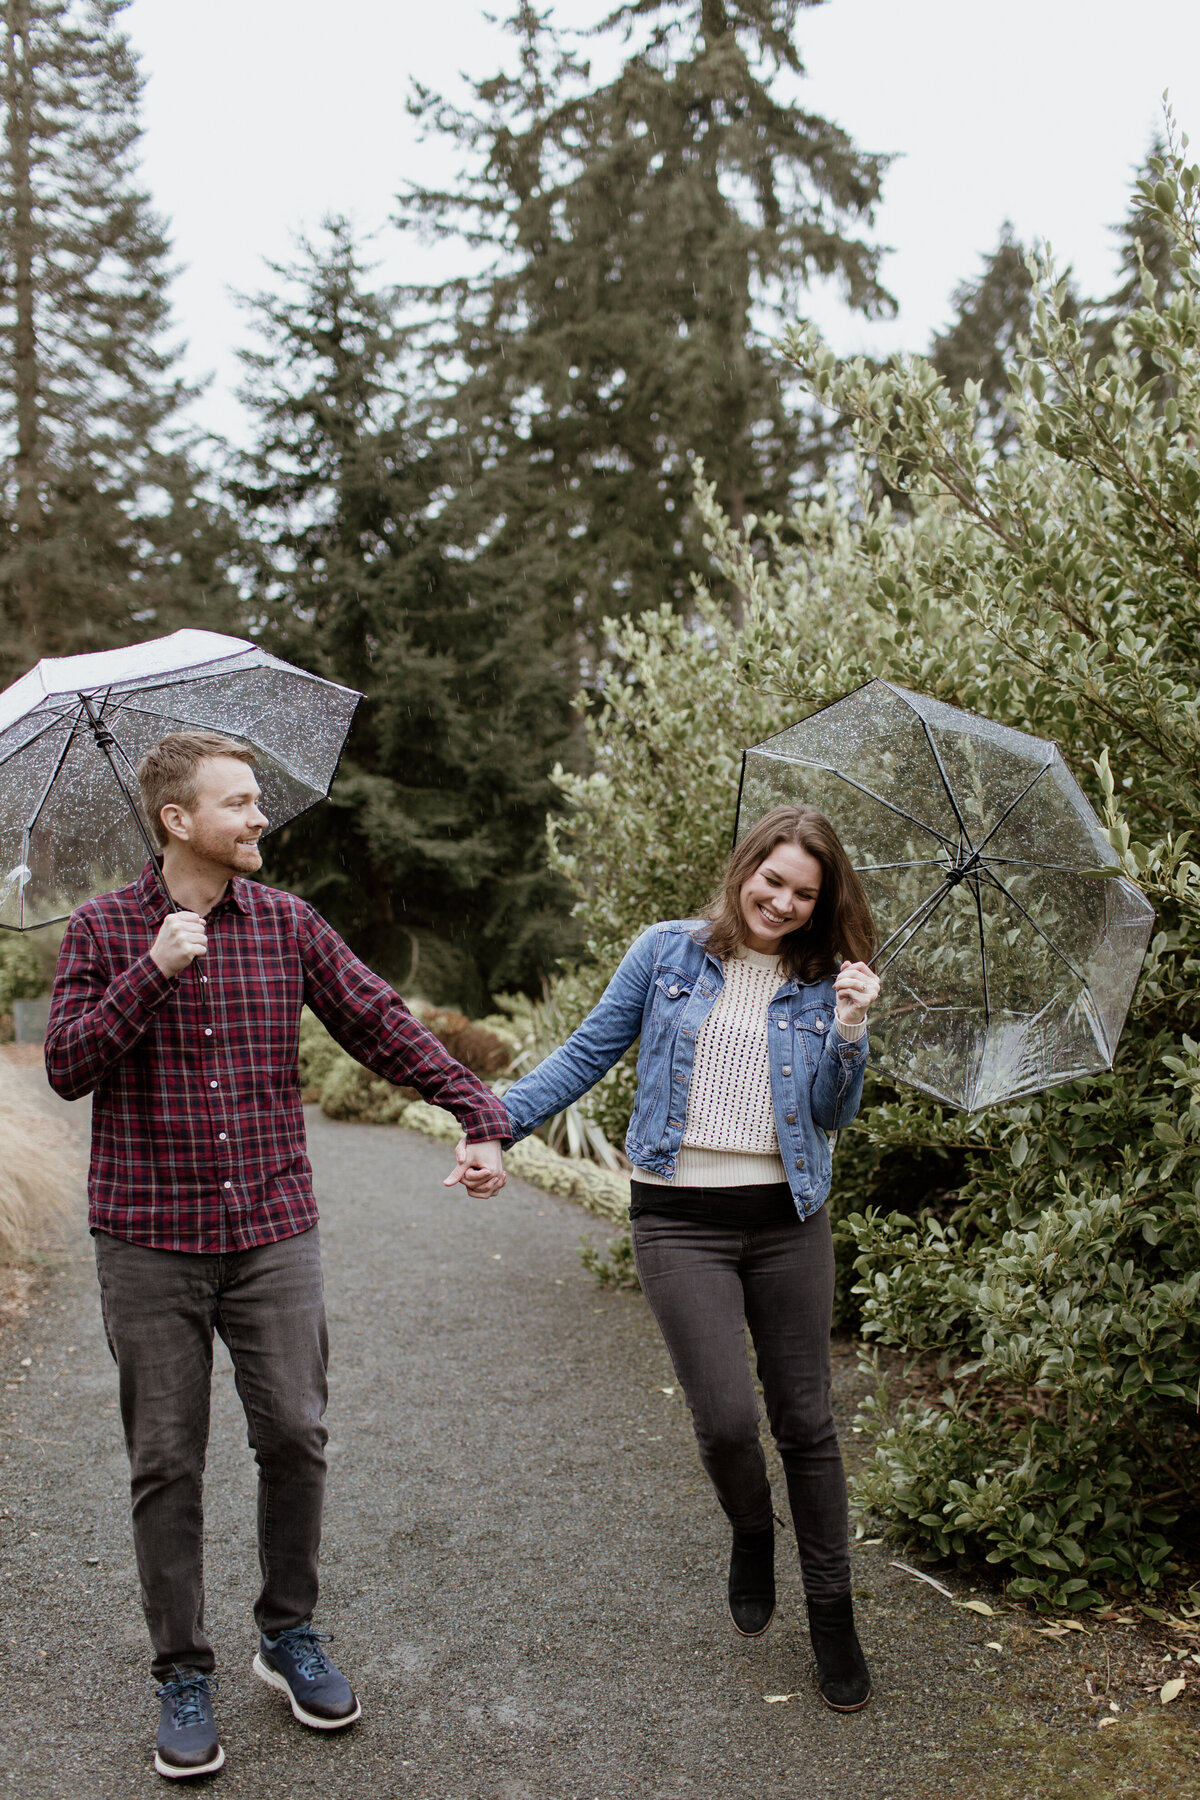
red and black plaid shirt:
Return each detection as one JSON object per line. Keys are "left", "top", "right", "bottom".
{"left": 45, "top": 861, "right": 511, "bottom": 1253}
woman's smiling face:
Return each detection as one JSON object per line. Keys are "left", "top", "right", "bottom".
{"left": 738, "top": 841, "right": 824, "bottom": 953}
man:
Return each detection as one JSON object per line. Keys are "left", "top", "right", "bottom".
{"left": 46, "top": 730, "right": 509, "bottom": 1781}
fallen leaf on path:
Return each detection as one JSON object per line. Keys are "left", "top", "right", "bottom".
{"left": 762, "top": 1693, "right": 798, "bottom": 1704}
{"left": 985, "top": 1641, "right": 1004, "bottom": 1652}
{"left": 1097, "top": 1717, "right": 1119, "bottom": 1729}
{"left": 957, "top": 1600, "right": 997, "bottom": 1616}
{"left": 889, "top": 1560, "right": 954, "bottom": 1599}
{"left": 1160, "top": 1677, "right": 1186, "bottom": 1705}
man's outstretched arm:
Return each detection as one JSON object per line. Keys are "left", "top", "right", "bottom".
{"left": 301, "top": 906, "right": 509, "bottom": 1195}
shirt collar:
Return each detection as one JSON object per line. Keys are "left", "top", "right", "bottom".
{"left": 133, "top": 859, "right": 253, "bottom": 922}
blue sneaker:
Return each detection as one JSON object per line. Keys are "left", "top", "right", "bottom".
{"left": 154, "top": 1668, "right": 224, "bottom": 1780}
{"left": 252, "top": 1625, "right": 361, "bottom": 1730}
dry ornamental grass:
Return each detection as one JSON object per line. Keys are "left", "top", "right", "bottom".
{"left": 0, "top": 1068, "right": 81, "bottom": 1263}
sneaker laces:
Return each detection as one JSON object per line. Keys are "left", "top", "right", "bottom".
{"left": 155, "top": 1667, "right": 218, "bottom": 1727}
{"left": 273, "top": 1625, "right": 335, "bottom": 1681}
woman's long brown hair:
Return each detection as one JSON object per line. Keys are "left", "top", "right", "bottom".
{"left": 701, "top": 804, "right": 877, "bottom": 984}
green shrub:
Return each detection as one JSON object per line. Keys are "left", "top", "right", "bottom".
{"left": 0, "top": 933, "right": 44, "bottom": 1014}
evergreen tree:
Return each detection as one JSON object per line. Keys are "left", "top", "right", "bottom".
{"left": 0, "top": 0, "right": 240, "bottom": 678}
{"left": 233, "top": 220, "right": 578, "bottom": 1005}
{"left": 928, "top": 224, "right": 1035, "bottom": 454}
{"left": 402, "top": 0, "right": 891, "bottom": 653}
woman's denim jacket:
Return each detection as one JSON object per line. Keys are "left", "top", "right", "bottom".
{"left": 502, "top": 920, "right": 869, "bottom": 1219}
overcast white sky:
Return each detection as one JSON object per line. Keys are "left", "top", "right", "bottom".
{"left": 127, "top": 0, "right": 1200, "bottom": 441}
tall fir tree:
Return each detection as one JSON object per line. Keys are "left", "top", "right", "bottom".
{"left": 402, "top": 0, "right": 891, "bottom": 657}
{"left": 233, "top": 220, "right": 578, "bottom": 1005}
{"left": 0, "top": 0, "right": 240, "bottom": 679}
{"left": 928, "top": 224, "right": 1037, "bottom": 455}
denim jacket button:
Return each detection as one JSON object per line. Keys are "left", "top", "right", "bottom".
{"left": 785, "top": 1113, "right": 796, "bottom": 1124}
{"left": 781, "top": 1064, "right": 791, "bottom": 1076}
{"left": 816, "top": 1018, "right": 827, "bottom": 1031}
{"left": 795, "top": 1158, "right": 805, "bottom": 1170}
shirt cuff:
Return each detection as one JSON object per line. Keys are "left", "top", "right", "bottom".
{"left": 832, "top": 1012, "right": 868, "bottom": 1044}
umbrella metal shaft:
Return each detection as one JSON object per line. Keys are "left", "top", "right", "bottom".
{"left": 79, "top": 693, "right": 179, "bottom": 915}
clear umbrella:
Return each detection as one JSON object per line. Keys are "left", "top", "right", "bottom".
{"left": 736, "top": 679, "right": 1154, "bottom": 1111}
{"left": 0, "top": 629, "right": 361, "bottom": 929}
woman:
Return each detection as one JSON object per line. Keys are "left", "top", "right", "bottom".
{"left": 497, "top": 805, "right": 880, "bottom": 1711}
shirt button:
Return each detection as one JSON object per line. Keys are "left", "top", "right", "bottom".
{"left": 782, "top": 1065, "right": 792, "bottom": 1076}
{"left": 199, "top": 974, "right": 208, "bottom": 983}
{"left": 218, "top": 1132, "right": 227, "bottom": 1141}
{"left": 223, "top": 1181, "right": 233, "bottom": 1190}
{"left": 204, "top": 1028, "right": 213, "bottom": 1037}
{"left": 209, "top": 1080, "right": 218, "bottom": 1089}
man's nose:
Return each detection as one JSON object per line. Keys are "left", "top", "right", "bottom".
{"left": 249, "top": 806, "right": 268, "bottom": 829}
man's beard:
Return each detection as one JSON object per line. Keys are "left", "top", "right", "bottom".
{"left": 190, "top": 825, "right": 263, "bottom": 876}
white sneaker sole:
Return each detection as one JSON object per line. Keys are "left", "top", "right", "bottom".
{"left": 252, "top": 1652, "right": 362, "bottom": 1730}
{"left": 154, "top": 1743, "right": 225, "bottom": 1779}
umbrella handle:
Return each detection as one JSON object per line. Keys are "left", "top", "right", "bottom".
{"left": 79, "top": 693, "right": 178, "bottom": 915}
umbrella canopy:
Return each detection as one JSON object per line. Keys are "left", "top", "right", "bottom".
{"left": 0, "top": 629, "right": 361, "bottom": 929}
{"left": 736, "top": 680, "right": 1154, "bottom": 1111}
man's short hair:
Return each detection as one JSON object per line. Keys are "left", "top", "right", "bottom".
{"left": 136, "top": 731, "right": 257, "bottom": 849}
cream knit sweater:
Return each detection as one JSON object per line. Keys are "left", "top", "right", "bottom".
{"left": 635, "top": 947, "right": 865, "bottom": 1190}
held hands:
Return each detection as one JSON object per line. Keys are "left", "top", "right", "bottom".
{"left": 445, "top": 1138, "right": 507, "bottom": 1199}
{"left": 149, "top": 911, "right": 207, "bottom": 978}
{"left": 833, "top": 959, "right": 880, "bottom": 1028}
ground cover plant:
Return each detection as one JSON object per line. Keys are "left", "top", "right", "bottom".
{"left": 543, "top": 128, "right": 1200, "bottom": 1608}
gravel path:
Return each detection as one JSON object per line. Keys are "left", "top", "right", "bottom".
{"left": 1, "top": 1101, "right": 1039, "bottom": 1799}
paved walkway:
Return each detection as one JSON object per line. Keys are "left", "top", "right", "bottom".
{"left": 0, "top": 1104, "right": 1056, "bottom": 1799}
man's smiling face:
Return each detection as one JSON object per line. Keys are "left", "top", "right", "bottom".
{"left": 165, "top": 755, "right": 269, "bottom": 876}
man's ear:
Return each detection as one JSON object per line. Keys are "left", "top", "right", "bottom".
{"left": 159, "top": 802, "right": 190, "bottom": 845}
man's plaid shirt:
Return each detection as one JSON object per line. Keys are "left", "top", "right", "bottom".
{"left": 45, "top": 861, "right": 511, "bottom": 1253}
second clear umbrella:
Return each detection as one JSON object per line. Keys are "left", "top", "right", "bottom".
{"left": 735, "top": 680, "right": 1153, "bottom": 1111}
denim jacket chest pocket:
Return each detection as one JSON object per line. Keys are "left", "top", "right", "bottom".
{"left": 794, "top": 1008, "right": 834, "bottom": 1074}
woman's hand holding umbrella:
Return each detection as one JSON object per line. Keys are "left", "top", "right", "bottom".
{"left": 834, "top": 960, "right": 879, "bottom": 1028}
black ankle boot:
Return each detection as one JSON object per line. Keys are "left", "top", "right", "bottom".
{"left": 727, "top": 1526, "right": 776, "bottom": 1637}
{"left": 807, "top": 1593, "right": 871, "bottom": 1711}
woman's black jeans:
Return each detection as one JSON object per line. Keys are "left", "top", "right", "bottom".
{"left": 631, "top": 1205, "right": 850, "bottom": 1602}
{"left": 93, "top": 1226, "right": 329, "bottom": 1681}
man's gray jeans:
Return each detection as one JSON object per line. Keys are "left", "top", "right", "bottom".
{"left": 94, "top": 1226, "right": 329, "bottom": 1680}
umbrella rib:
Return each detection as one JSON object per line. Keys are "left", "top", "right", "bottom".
{"left": 749, "top": 752, "right": 957, "bottom": 849}
{"left": 972, "top": 878, "right": 991, "bottom": 1028}
{"left": 731, "top": 752, "right": 748, "bottom": 852}
{"left": 873, "top": 878, "right": 958, "bottom": 974}
{"left": 0, "top": 707, "right": 76, "bottom": 772}
{"left": 854, "top": 859, "right": 950, "bottom": 873}
{"left": 25, "top": 704, "right": 85, "bottom": 836}
{"left": 971, "top": 760, "right": 1055, "bottom": 858}
{"left": 977, "top": 866, "right": 1089, "bottom": 985}
{"left": 913, "top": 714, "right": 973, "bottom": 849}
{"left": 108, "top": 696, "right": 324, "bottom": 798}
